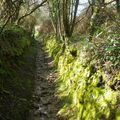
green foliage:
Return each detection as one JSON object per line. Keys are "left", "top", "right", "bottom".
{"left": 104, "top": 35, "right": 120, "bottom": 65}
{"left": 44, "top": 35, "right": 62, "bottom": 66}
{"left": 0, "top": 26, "right": 36, "bottom": 120}
{"left": 45, "top": 33, "right": 120, "bottom": 120}
{"left": 0, "top": 26, "right": 31, "bottom": 57}
{"left": 41, "top": 3, "right": 120, "bottom": 120}
{"left": 57, "top": 47, "right": 118, "bottom": 120}
{"left": 86, "top": 13, "right": 120, "bottom": 70}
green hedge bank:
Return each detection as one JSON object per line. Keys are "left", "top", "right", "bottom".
{"left": 0, "top": 26, "right": 36, "bottom": 120}
{"left": 44, "top": 33, "right": 120, "bottom": 120}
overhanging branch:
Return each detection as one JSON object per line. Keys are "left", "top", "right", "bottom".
{"left": 0, "top": 13, "right": 15, "bottom": 34}
{"left": 17, "top": 0, "right": 47, "bottom": 24}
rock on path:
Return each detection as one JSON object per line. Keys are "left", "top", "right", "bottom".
{"left": 29, "top": 42, "right": 58, "bottom": 120}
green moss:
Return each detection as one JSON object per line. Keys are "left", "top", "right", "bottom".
{"left": 0, "top": 25, "right": 32, "bottom": 57}
{"left": 45, "top": 34, "right": 119, "bottom": 120}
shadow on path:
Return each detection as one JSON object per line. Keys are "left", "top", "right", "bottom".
{"left": 29, "top": 41, "right": 60, "bottom": 120}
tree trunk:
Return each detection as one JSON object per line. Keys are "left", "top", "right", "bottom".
{"left": 116, "top": 0, "right": 120, "bottom": 13}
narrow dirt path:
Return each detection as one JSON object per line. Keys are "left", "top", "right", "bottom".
{"left": 29, "top": 41, "right": 58, "bottom": 120}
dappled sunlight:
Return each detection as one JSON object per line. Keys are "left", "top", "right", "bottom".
{"left": 44, "top": 31, "right": 120, "bottom": 119}
{"left": 0, "top": 0, "right": 120, "bottom": 120}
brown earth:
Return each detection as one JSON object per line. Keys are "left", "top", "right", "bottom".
{"left": 28, "top": 41, "right": 59, "bottom": 120}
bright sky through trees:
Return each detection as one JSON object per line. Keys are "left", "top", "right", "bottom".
{"left": 77, "top": 0, "right": 89, "bottom": 15}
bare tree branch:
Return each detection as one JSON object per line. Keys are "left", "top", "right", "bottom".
{"left": 104, "top": 0, "right": 116, "bottom": 6}
{"left": 17, "top": 0, "right": 47, "bottom": 24}
{"left": 0, "top": 15, "right": 13, "bottom": 34}
{"left": 75, "top": 6, "right": 91, "bottom": 25}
